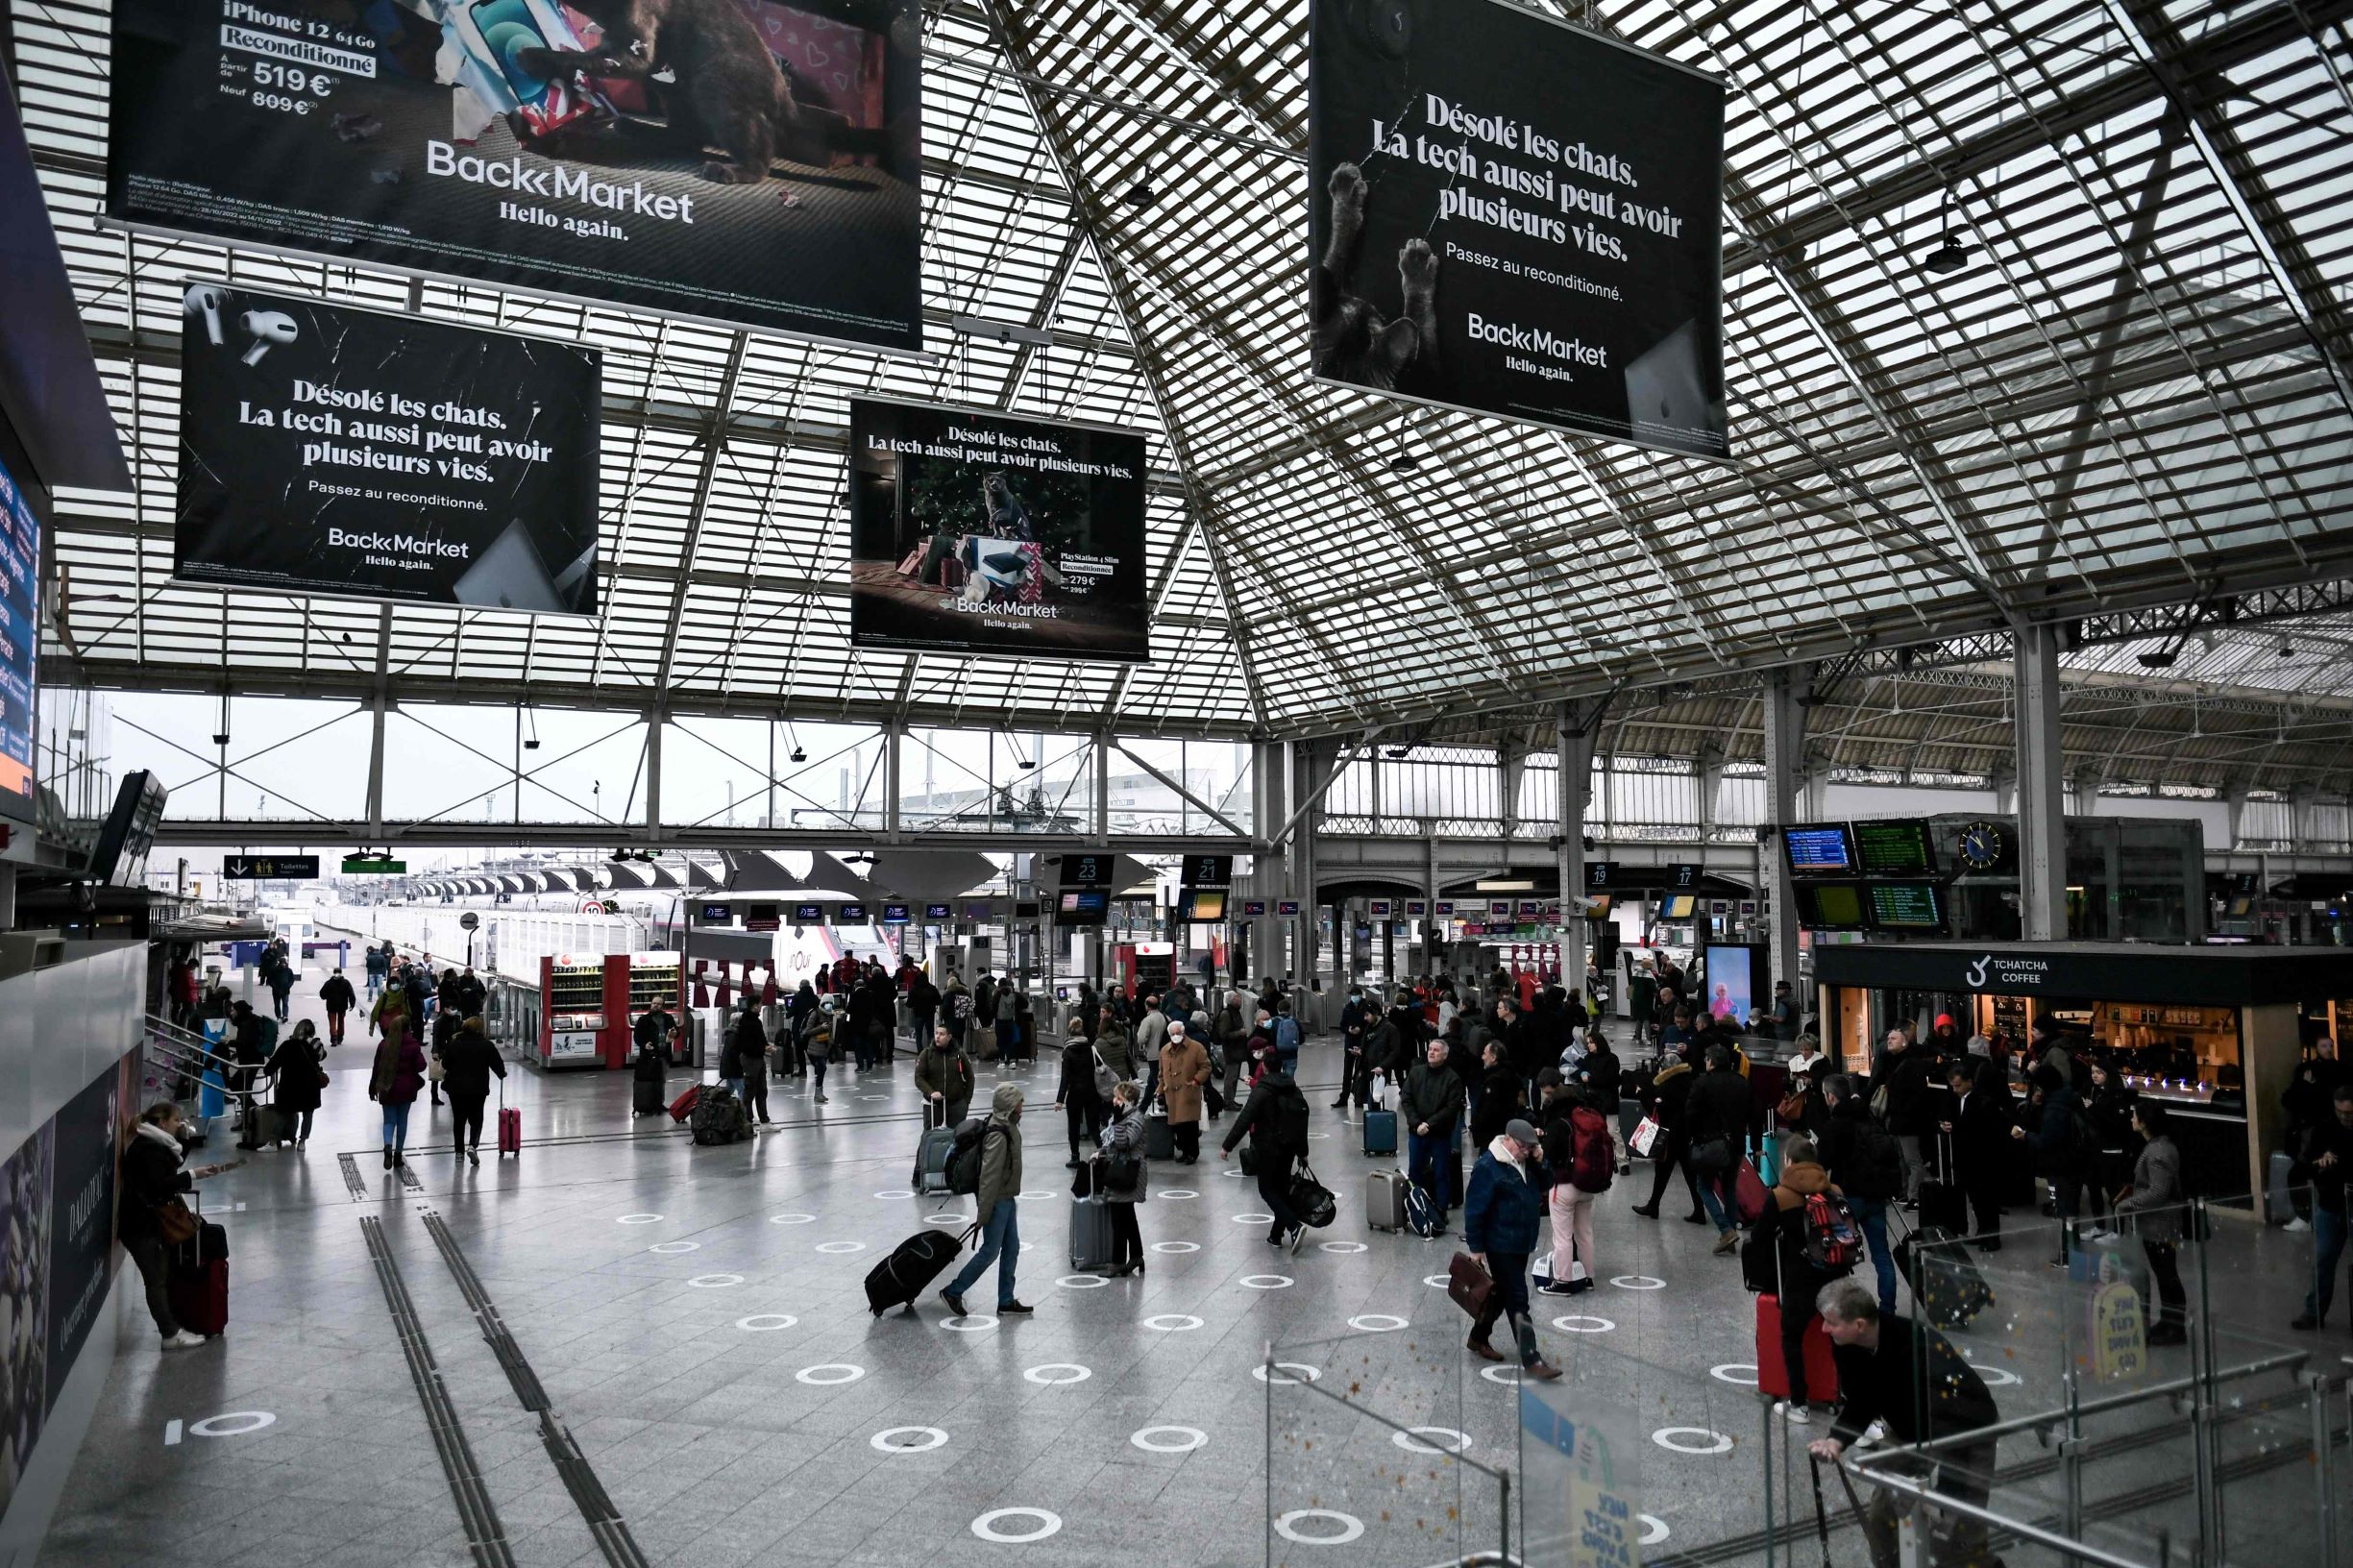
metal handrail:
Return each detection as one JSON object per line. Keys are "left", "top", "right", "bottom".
{"left": 1834, "top": 1457, "right": 2154, "bottom": 1568}
{"left": 145, "top": 1013, "right": 281, "bottom": 1102}
{"left": 1875, "top": 1347, "right": 2318, "bottom": 1458}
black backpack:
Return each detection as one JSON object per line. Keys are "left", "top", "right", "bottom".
{"left": 1272, "top": 1085, "right": 1311, "bottom": 1154}
{"left": 945, "top": 1117, "right": 993, "bottom": 1195}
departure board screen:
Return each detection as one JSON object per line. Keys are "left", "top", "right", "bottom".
{"left": 1866, "top": 882, "right": 1946, "bottom": 932}
{"left": 1853, "top": 820, "right": 1937, "bottom": 876}
{"left": 1803, "top": 882, "right": 1869, "bottom": 930}
{"left": 1782, "top": 824, "right": 1856, "bottom": 875}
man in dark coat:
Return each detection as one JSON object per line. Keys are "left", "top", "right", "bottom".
{"left": 318, "top": 968, "right": 357, "bottom": 1046}
{"left": 1219, "top": 1043, "right": 1311, "bottom": 1250}
{"left": 1462, "top": 1118, "right": 1561, "bottom": 1379}
{"left": 1682, "top": 1044, "right": 1754, "bottom": 1249}
{"left": 1402, "top": 1036, "right": 1466, "bottom": 1213}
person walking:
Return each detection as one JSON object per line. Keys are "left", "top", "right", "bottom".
{"left": 919, "top": 1022, "right": 978, "bottom": 1133}
{"left": 1876, "top": 1030, "right": 1938, "bottom": 1206}
{"left": 1051, "top": 1020, "right": 1102, "bottom": 1167}
{"left": 1158, "top": 1018, "right": 1212, "bottom": 1164}
{"left": 1817, "top": 1073, "right": 1903, "bottom": 1316}
{"left": 1134, "top": 989, "right": 1169, "bottom": 1102}
{"left": 2289, "top": 1080, "right": 2353, "bottom": 1331}
{"left": 1097, "top": 1080, "right": 1150, "bottom": 1276}
{"left": 1335, "top": 984, "right": 1374, "bottom": 1112}
{"left": 1094, "top": 1010, "right": 1135, "bottom": 1084}
{"left": 739, "top": 1006, "right": 772, "bottom": 1126}
{"left": 805, "top": 1004, "right": 834, "bottom": 1104}
{"left": 265, "top": 947, "right": 295, "bottom": 1023}
{"left": 907, "top": 968, "right": 941, "bottom": 1054}
{"left": 993, "top": 977, "right": 1021, "bottom": 1066}
{"left": 1470, "top": 1038, "right": 1524, "bottom": 1151}
{"left": 319, "top": 968, "right": 356, "bottom": 1046}
{"left": 265, "top": 1018, "right": 326, "bottom": 1149}
{"left": 940, "top": 1084, "right": 1034, "bottom": 1318}
{"left": 1540, "top": 1082, "right": 1612, "bottom": 1294}
{"left": 1749, "top": 1135, "right": 1851, "bottom": 1421}
{"left": 2112, "top": 1101, "right": 2187, "bottom": 1344}
{"left": 1403, "top": 1035, "right": 1467, "bottom": 1215}
{"left": 1684, "top": 1043, "right": 1753, "bottom": 1253}
{"left": 120, "top": 1103, "right": 212, "bottom": 1351}
{"left": 1220, "top": 1041, "right": 1311, "bottom": 1251}
{"left": 369, "top": 1024, "right": 428, "bottom": 1168}
{"left": 1461, "top": 1118, "right": 1563, "bottom": 1380}
{"left": 440, "top": 1016, "right": 507, "bottom": 1164}
{"left": 1631, "top": 1043, "right": 1704, "bottom": 1221}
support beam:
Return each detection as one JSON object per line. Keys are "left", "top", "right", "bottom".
{"left": 1762, "top": 669, "right": 1809, "bottom": 1000}
{"left": 1556, "top": 701, "right": 1600, "bottom": 991}
{"left": 2015, "top": 622, "right": 2071, "bottom": 941}
{"left": 644, "top": 718, "right": 664, "bottom": 842}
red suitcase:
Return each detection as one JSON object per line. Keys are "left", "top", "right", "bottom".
{"left": 668, "top": 1085, "right": 701, "bottom": 1123}
{"left": 1754, "top": 1292, "right": 1838, "bottom": 1401}
{"left": 169, "top": 1206, "right": 230, "bottom": 1338}
{"left": 498, "top": 1106, "right": 522, "bottom": 1157}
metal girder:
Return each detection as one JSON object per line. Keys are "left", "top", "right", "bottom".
{"left": 148, "top": 820, "right": 1253, "bottom": 852}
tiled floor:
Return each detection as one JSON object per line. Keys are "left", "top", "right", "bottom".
{"left": 40, "top": 970, "right": 2340, "bottom": 1568}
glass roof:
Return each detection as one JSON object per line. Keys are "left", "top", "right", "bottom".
{"left": 13, "top": 0, "right": 2352, "bottom": 777}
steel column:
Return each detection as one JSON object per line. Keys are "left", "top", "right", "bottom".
{"left": 2015, "top": 623, "right": 2070, "bottom": 941}
{"left": 1762, "top": 670, "right": 1808, "bottom": 996}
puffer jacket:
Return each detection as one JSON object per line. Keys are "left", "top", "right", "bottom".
{"left": 1097, "top": 1106, "right": 1149, "bottom": 1203}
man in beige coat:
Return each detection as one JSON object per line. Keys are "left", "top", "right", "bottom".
{"left": 1158, "top": 1018, "right": 1213, "bottom": 1164}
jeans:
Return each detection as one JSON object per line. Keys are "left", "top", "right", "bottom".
{"left": 1850, "top": 1195, "right": 1899, "bottom": 1317}
{"left": 1471, "top": 1250, "right": 1540, "bottom": 1365}
{"left": 272, "top": 992, "right": 290, "bottom": 1021}
{"left": 366, "top": 974, "right": 382, "bottom": 1000}
{"left": 946, "top": 1197, "right": 1020, "bottom": 1308}
{"left": 382, "top": 1100, "right": 413, "bottom": 1151}
{"left": 1695, "top": 1164, "right": 1739, "bottom": 1234}
{"left": 1409, "top": 1128, "right": 1457, "bottom": 1212}
{"left": 124, "top": 1233, "right": 179, "bottom": 1336}
{"left": 2306, "top": 1206, "right": 2347, "bottom": 1321}
{"left": 811, "top": 1057, "right": 828, "bottom": 1096}
{"left": 451, "top": 1094, "right": 485, "bottom": 1151}
{"left": 723, "top": 1075, "right": 745, "bottom": 1103}
{"left": 1257, "top": 1156, "right": 1302, "bottom": 1239}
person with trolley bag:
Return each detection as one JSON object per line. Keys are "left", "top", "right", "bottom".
{"left": 440, "top": 1015, "right": 508, "bottom": 1165}
{"left": 121, "top": 1102, "right": 220, "bottom": 1349}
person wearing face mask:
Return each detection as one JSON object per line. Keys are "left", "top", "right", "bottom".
{"left": 1461, "top": 1118, "right": 1563, "bottom": 1380}
{"left": 940, "top": 1083, "right": 1035, "bottom": 1319}
{"left": 1158, "top": 1018, "right": 1213, "bottom": 1164}
{"left": 1096, "top": 1080, "right": 1150, "bottom": 1276}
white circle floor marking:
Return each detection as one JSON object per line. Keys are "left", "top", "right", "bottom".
{"left": 1143, "top": 1313, "right": 1204, "bottom": 1332}
{"left": 647, "top": 1240, "right": 699, "bottom": 1254}
{"left": 1306, "top": 1131, "right": 1332, "bottom": 1140}
{"left": 921, "top": 1213, "right": 965, "bottom": 1228}
{"left": 796, "top": 1363, "right": 867, "bottom": 1386}
{"left": 187, "top": 1411, "right": 275, "bottom": 1439}
{"left": 769, "top": 1213, "right": 816, "bottom": 1225}
{"left": 1024, "top": 1363, "right": 1091, "bottom": 1385}
{"left": 1972, "top": 1361, "right": 2022, "bottom": 1387}
{"left": 942, "top": 1314, "right": 998, "bottom": 1333}
{"left": 1057, "top": 1274, "right": 1111, "bottom": 1290}
{"left": 1318, "top": 1240, "right": 1368, "bottom": 1254}
{"left": 686, "top": 1274, "right": 744, "bottom": 1288}
{"left": 1709, "top": 1362, "right": 1759, "bottom": 1386}
{"left": 1162, "top": 1188, "right": 1198, "bottom": 1200}
{"left": 1653, "top": 1427, "right": 1734, "bottom": 1456}
{"left": 871, "top": 1426, "right": 948, "bottom": 1454}
{"left": 1393, "top": 1427, "right": 1473, "bottom": 1455}
{"left": 1348, "top": 1313, "right": 1409, "bottom": 1333}
{"left": 1480, "top": 1364, "right": 1523, "bottom": 1385}
{"left": 1253, "top": 1362, "right": 1320, "bottom": 1385}
{"left": 1131, "top": 1425, "right": 1209, "bottom": 1454}
{"left": 1553, "top": 1315, "right": 1616, "bottom": 1333}
{"left": 1232, "top": 1212, "right": 1275, "bottom": 1224}
{"left": 1239, "top": 1274, "right": 1294, "bottom": 1289}
{"left": 1017, "top": 1189, "right": 1055, "bottom": 1201}
{"left": 971, "top": 1508, "right": 1062, "bottom": 1545}
{"left": 1639, "top": 1514, "right": 1670, "bottom": 1545}
{"left": 615, "top": 1213, "right": 662, "bottom": 1225}
{"left": 1273, "top": 1509, "right": 1364, "bottom": 1546}
{"left": 1150, "top": 1240, "right": 1200, "bottom": 1254}
{"left": 736, "top": 1314, "right": 797, "bottom": 1332}
{"left": 873, "top": 1189, "right": 914, "bottom": 1200}
{"left": 816, "top": 1240, "right": 867, "bottom": 1254}
{"left": 1221, "top": 1166, "right": 1247, "bottom": 1179}
{"left": 1425, "top": 1274, "right": 1452, "bottom": 1288}
{"left": 1611, "top": 1274, "right": 1667, "bottom": 1290}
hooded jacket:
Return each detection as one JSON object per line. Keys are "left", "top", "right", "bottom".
{"left": 119, "top": 1121, "right": 193, "bottom": 1242}
{"left": 1745, "top": 1159, "right": 1845, "bottom": 1291}
{"left": 1463, "top": 1136, "right": 1545, "bottom": 1256}
{"left": 440, "top": 1025, "right": 508, "bottom": 1101}
{"left": 974, "top": 1083, "right": 1025, "bottom": 1215}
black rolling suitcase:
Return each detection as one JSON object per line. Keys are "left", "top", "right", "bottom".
{"left": 1145, "top": 1108, "right": 1175, "bottom": 1160}
{"left": 1894, "top": 1216, "right": 1994, "bottom": 1331}
{"left": 1917, "top": 1132, "right": 1969, "bottom": 1235}
{"left": 865, "top": 1223, "right": 976, "bottom": 1315}
{"left": 632, "top": 1073, "right": 666, "bottom": 1116}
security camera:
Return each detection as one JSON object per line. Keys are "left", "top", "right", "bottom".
{"left": 238, "top": 309, "right": 299, "bottom": 365}
{"left": 184, "top": 284, "right": 227, "bottom": 347}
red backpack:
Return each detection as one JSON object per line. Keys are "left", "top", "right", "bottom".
{"left": 1567, "top": 1107, "right": 1613, "bottom": 1193}
{"left": 1802, "top": 1190, "right": 1862, "bottom": 1270}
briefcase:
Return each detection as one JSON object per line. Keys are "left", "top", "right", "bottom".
{"left": 1446, "top": 1251, "right": 1493, "bottom": 1320}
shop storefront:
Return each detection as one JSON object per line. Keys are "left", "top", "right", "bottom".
{"left": 1811, "top": 942, "right": 2353, "bottom": 1208}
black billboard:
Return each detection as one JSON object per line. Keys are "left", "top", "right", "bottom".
{"left": 107, "top": 0, "right": 922, "bottom": 351}
{"left": 1308, "top": 0, "right": 1727, "bottom": 456}
{"left": 847, "top": 399, "right": 1150, "bottom": 663}
{"left": 176, "top": 284, "right": 600, "bottom": 615}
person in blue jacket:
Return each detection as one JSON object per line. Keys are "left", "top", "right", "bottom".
{"left": 1461, "top": 1117, "right": 1563, "bottom": 1379}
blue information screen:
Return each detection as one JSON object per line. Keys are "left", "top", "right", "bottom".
{"left": 1783, "top": 824, "right": 1853, "bottom": 874}
{"left": 0, "top": 453, "right": 37, "bottom": 802}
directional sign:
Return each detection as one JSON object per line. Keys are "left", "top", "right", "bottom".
{"left": 222, "top": 855, "right": 319, "bottom": 879}
{"left": 340, "top": 856, "right": 405, "bottom": 874}
{"left": 458, "top": 913, "right": 480, "bottom": 931}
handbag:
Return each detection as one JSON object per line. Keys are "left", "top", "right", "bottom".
{"left": 1690, "top": 1137, "right": 1732, "bottom": 1173}
{"left": 1239, "top": 1142, "right": 1259, "bottom": 1176}
{"left": 428, "top": 1054, "right": 447, "bottom": 1083}
{"left": 1630, "top": 1115, "right": 1663, "bottom": 1158}
{"left": 1777, "top": 1088, "right": 1809, "bottom": 1127}
{"left": 1091, "top": 1047, "right": 1117, "bottom": 1100}
{"left": 1287, "top": 1161, "right": 1337, "bottom": 1228}
{"left": 1446, "top": 1251, "right": 1494, "bottom": 1319}
{"left": 1072, "top": 1161, "right": 1094, "bottom": 1199}
{"left": 158, "top": 1196, "right": 200, "bottom": 1247}
{"left": 1102, "top": 1150, "right": 1142, "bottom": 1193}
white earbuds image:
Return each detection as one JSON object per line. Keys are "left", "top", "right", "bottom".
{"left": 183, "top": 284, "right": 226, "bottom": 347}
{"left": 239, "top": 309, "right": 299, "bottom": 365}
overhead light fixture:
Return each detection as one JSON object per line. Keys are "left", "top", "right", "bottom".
{"left": 2278, "top": 641, "right": 2295, "bottom": 659}
{"left": 790, "top": 746, "right": 807, "bottom": 763}
{"left": 1121, "top": 173, "right": 1158, "bottom": 208}
{"left": 1476, "top": 878, "right": 1536, "bottom": 893}
{"left": 1922, "top": 186, "right": 1973, "bottom": 276}
{"left": 1385, "top": 746, "right": 1412, "bottom": 760}
{"left": 2136, "top": 649, "right": 2177, "bottom": 670}
{"left": 1388, "top": 429, "right": 1421, "bottom": 473}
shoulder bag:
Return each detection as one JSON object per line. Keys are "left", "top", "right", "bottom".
{"left": 1091, "top": 1047, "right": 1117, "bottom": 1100}
{"left": 158, "top": 1195, "right": 200, "bottom": 1246}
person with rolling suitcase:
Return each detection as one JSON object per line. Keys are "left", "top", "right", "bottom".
{"left": 632, "top": 1017, "right": 669, "bottom": 1116}
{"left": 938, "top": 1085, "right": 1035, "bottom": 1318}
{"left": 1402, "top": 1036, "right": 1466, "bottom": 1216}
{"left": 497, "top": 1080, "right": 523, "bottom": 1158}
{"left": 440, "top": 1015, "right": 507, "bottom": 1166}
{"left": 121, "top": 1103, "right": 214, "bottom": 1350}
{"left": 1086, "top": 1081, "right": 1150, "bottom": 1275}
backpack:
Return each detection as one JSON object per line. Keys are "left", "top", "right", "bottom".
{"left": 945, "top": 1116, "right": 993, "bottom": 1195}
{"left": 1405, "top": 1181, "right": 1445, "bottom": 1237}
{"left": 1801, "top": 1190, "right": 1862, "bottom": 1271}
{"left": 1273, "top": 1086, "right": 1310, "bottom": 1154}
{"left": 1567, "top": 1108, "right": 1613, "bottom": 1193}
{"left": 1274, "top": 1015, "right": 1301, "bottom": 1054}
{"left": 1845, "top": 1121, "right": 1903, "bottom": 1200}
{"left": 953, "top": 992, "right": 974, "bottom": 1021}
{"left": 691, "top": 1083, "right": 747, "bottom": 1146}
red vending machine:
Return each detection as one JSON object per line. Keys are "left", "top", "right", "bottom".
{"left": 537, "top": 951, "right": 681, "bottom": 1068}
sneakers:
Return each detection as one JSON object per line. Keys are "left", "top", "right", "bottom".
{"left": 2283, "top": 1217, "right": 2312, "bottom": 1234}
{"left": 814, "top": 1093, "right": 829, "bottom": 1104}
{"left": 1466, "top": 1337, "right": 1506, "bottom": 1362}
{"left": 1712, "top": 1230, "right": 1741, "bottom": 1255}
{"left": 1773, "top": 1401, "right": 1811, "bottom": 1426}
{"left": 999, "top": 1301, "right": 1035, "bottom": 1315}
{"left": 941, "top": 1289, "right": 968, "bottom": 1316}
{"left": 1287, "top": 1225, "right": 1306, "bottom": 1255}
{"left": 466, "top": 1148, "right": 480, "bottom": 1167}
{"left": 1538, "top": 1279, "right": 1579, "bottom": 1296}
{"left": 2290, "top": 1313, "right": 2320, "bottom": 1331}
{"left": 381, "top": 1146, "right": 392, "bottom": 1169}
{"left": 161, "top": 1331, "right": 208, "bottom": 1351}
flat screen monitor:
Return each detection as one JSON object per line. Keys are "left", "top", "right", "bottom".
{"left": 838, "top": 903, "right": 870, "bottom": 923}
{"left": 963, "top": 901, "right": 995, "bottom": 921}
{"left": 792, "top": 902, "right": 825, "bottom": 924}
{"left": 1178, "top": 889, "right": 1226, "bottom": 921}
{"left": 1782, "top": 824, "right": 1857, "bottom": 876}
{"left": 0, "top": 445, "right": 37, "bottom": 819}
{"left": 1584, "top": 860, "right": 1616, "bottom": 889}
{"left": 1060, "top": 853, "right": 1115, "bottom": 889}
{"left": 880, "top": 902, "right": 910, "bottom": 924}
{"left": 1058, "top": 889, "right": 1109, "bottom": 918}
{"left": 1580, "top": 895, "right": 1611, "bottom": 919}
{"left": 923, "top": 902, "right": 952, "bottom": 920}
{"left": 1801, "top": 882, "right": 1870, "bottom": 930}
{"left": 1865, "top": 882, "right": 1947, "bottom": 933}
{"left": 698, "top": 903, "right": 732, "bottom": 923}
{"left": 1659, "top": 894, "right": 1697, "bottom": 920}
{"left": 1852, "top": 819, "right": 1937, "bottom": 876}
{"left": 87, "top": 770, "right": 167, "bottom": 886}
{"left": 1700, "top": 943, "right": 1761, "bottom": 1028}
{"left": 1180, "top": 854, "right": 1234, "bottom": 889}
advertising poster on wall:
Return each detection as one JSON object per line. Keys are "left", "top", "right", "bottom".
{"left": 108, "top": 0, "right": 923, "bottom": 351}
{"left": 1308, "top": 0, "right": 1727, "bottom": 457}
{"left": 0, "top": 1123, "right": 54, "bottom": 1520}
{"left": 846, "top": 399, "right": 1151, "bottom": 664}
{"left": 41, "top": 1067, "right": 123, "bottom": 1408}
{"left": 0, "top": 451, "right": 38, "bottom": 809}
{"left": 176, "top": 283, "right": 601, "bottom": 615}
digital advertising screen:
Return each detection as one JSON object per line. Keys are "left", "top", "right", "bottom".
{"left": 107, "top": 0, "right": 923, "bottom": 350}
{"left": 1307, "top": 0, "right": 1727, "bottom": 456}
{"left": 1701, "top": 943, "right": 1756, "bottom": 1026}
{"left": 837, "top": 903, "right": 868, "bottom": 923}
{"left": 1866, "top": 882, "right": 1947, "bottom": 933}
{"left": 880, "top": 902, "right": 910, "bottom": 924}
{"left": 791, "top": 902, "right": 825, "bottom": 924}
{"left": 1801, "top": 882, "right": 1870, "bottom": 931}
{"left": 1659, "top": 894, "right": 1696, "bottom": 920}
{"left": 175, "top": 284, "right": 600, "bottom": 614}
{"left": 923, "top": 902, "right": 952, "bottom": 920}
{"left": 1852, "top": 819, "right": 1937, "bottom": 876}
{"left": 846, "top": 398, "right": 1149, "bottom": 662}
{"left": 0, "top": 449, "right": 37, "bottom": 810}
{"left": 1782, "top": 823, "right": 1857, "bottom": 876}
{"left": 1178, "top": 890, "right": 1226, "bottom": 921}
{"left": 1056, "top": 889, "right": 1109, "bottom": 923}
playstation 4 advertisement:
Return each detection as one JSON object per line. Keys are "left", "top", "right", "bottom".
{"left": 847, "top": 399, "right": 1151, "bottom": 664}
{"left": 1309, "top": 0, "right": 1728, "bottom": 457}
{"left": 106, "top": 0, "right": 922, "bottom": 351}
{"left": 174, "top": 282, "right": 601, "bottom": 616}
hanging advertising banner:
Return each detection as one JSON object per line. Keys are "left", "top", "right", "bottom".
{"left": 1308, "top": 0, "right": 1726, "bottom": 457}
{"left": 107, "top": 0, "right": 923, "bottom": 352}
{"left": 175, "top": 283, "right": 601, "bottom": 614}
{"left": 846, "top": 398, "right": 1151, "bottom": 663}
